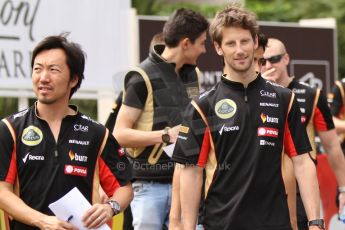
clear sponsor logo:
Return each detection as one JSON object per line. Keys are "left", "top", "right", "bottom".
{"left": 215, "top": 99, "right": 237, "bottom": 119}
{"left": 297, "top": 98, "right": 306, "bottom": 103}
{"left": 69, "top": 150, "right": 88, "bottom": 162}
{"left": 21, "top": 125, "right": 43, "bottom": 146}
{"left": 74, "top": 124, "right": 88, "bottom": 132}
{"left": 69, "top": 139, "right": 90, "bottom": 146}
{"left": 260, "top": 139, "right": 275, "bottom": 146}
{"left": 22, "top": 152, "right": 44, "bottom": 163}
{"left": 260, "top": 90, "right": 276, "bottom": 98}
{"left": 260, "top": 113, "right": 279, "bottom": 124}
{"left": 259, "top": 102, "right": 279, "bottom": 108}
{"left": 257, "top": 127, "right": 279, "bottom": 138}
{"left": 219, "top": 124, "right": 239, "bottom": 135}
{"left": 64, "top": 165, "right": 88, "bottom": 177}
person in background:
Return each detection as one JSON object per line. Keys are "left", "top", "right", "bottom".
{"left": 0, "top": 34, "right": 133, "bottom": 230}
{"left": 262, "top": 37, "right": 345, "bottom": 229}
{"left": 172, "top": 5, "right": 324, "bottom": 230}
{"left": 254, "top": 33, "right": 268, "bottom": 72}
{"left": 114, "top": 8, "right": 209, "bottom": 230}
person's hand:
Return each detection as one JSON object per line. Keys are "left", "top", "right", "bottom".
{"left": 261, "top": 68, "right": 276, "bottom": 82}
{"left": 38, "top": 215, "right": 78, "bottom": 230}
{"left": 339, "top": 192, "right": 345, "bottom": 215}
{"left": 169, "top": 125, "right": 181, "bottom": 144}
{"left": 81, "top": 203, "right": 113, "bottom": 229}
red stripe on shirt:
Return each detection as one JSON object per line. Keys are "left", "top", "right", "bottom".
{"left": 99, "top": 157, "right": 120, "bottom": 197}
{"left": 5, "top": 147, "right": 17, "bottom": 184}
{"left": 313, "top": 107, "right": 329, "bottom": 131}
{"left": 197, "top": 126, "right": 211, "bottom": 167}
{"left": 283, "top": 122, "right": 298, "bottom": 157}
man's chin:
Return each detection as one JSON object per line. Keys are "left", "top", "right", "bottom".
{"left": 37, "top": 98, "right": 55, "bottom": 105}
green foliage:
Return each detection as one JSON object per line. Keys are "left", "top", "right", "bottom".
{"left": 0, "top": 98, "right": 18, "bottom": 119}
{"left": 132, "top": 0, "right": 224, "bottom": 18}
{"left": 70, "top": 99, "right": 98, "bottom": 120}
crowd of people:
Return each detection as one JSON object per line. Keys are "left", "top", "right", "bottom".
{"left": 0, "top": 4, "right": 344, "bottom": 230}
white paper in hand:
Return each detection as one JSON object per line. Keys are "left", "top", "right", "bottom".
{"left": 48, "top": 187, "right": 110, "bottom": 230}
{"left": 163, "top": 143, "right": 176, "bottom": 158}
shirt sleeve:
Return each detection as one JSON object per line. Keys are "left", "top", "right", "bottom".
{"left": 329, "top": 83, "right": 344, "bottom": 117}
{"left": 172, "top": 102, "right": 210, "bottom": 167}
{"left": 313, "top": 90, "right": 335, "bottom": 131}
{"left": 99, "top": 131, "right": 132, "bottom": 197}
{"left": 123, "top": 72, "right": 148, "bottom": 109}
{"left": 0, "top": 119, "right": 17, "bottom": 184}
{"left": 284, "top": 95, "right": 312, "bottom": 157}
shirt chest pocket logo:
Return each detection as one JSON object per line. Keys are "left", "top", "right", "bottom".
{"left": 215, "top": 99, "right": 237, "bottom": 119}
{"left": 21, "top": 126, "right": 43, "bottom": 146}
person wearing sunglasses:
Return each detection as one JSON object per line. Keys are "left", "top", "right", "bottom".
{"left": 263, "top": 38, "right": 345, "bottom": 230}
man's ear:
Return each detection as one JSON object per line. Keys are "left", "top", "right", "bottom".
{"left": 70, "top": 75, "right": 79, "bottom": 88}
{"left": 214, "top": 42, "right": 223, "bottom": 56}
{"left": 181, "top": 37, "right": 190, "bottom": 50}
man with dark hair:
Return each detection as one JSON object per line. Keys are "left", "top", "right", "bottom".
{"left": 114, "top": 8, "right": 209, "bottom": 230}
{"left": 0, "top": 35, "right": 133, "bottom": 230}
{"left": 254, "top": 33, "right": 268, "bottom": 72}
{"left": 173, "top": 5, "right": 323, "bottom": 230}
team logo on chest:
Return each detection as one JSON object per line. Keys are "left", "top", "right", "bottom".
{"left": 215, "top": 99, "right": 237, "bottom": 119}
{"left": 21, "top": 125, "right": 43, "bottom": 146}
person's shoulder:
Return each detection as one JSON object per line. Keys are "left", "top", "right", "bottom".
{"left": 264, "top": 79, "right": 291, "bottom": 95}
{"left": 4, "top": 107, "right": 32, "bottom": 123}
{"left": 197, "top": 85, "right": 218, "bottom": 103}
{"left": 78, "top": 113, "right": 106, "bottom": 133}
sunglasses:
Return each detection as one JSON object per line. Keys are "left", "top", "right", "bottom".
{"left": 258, "top": 53, "right": 285, "bottom": 66}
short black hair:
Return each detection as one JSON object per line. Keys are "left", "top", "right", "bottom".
{"left": 31, "top": 33, "right": 85, "bottom": 98}
{"left": 258, "top": 33, "right": 268, "bottom": 50}
{"left": 163, "top": 8, "right": 209, "bottom": 48}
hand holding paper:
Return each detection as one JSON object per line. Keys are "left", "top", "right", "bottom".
{"left": 48, "top": 187, "right": 110, "bottom": 230}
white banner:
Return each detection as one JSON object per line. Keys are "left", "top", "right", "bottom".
{"left": 0, "top": 0, "right": 132, "bottom": 92}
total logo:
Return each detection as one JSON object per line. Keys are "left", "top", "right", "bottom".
{"left": 64, "top": 165, "right": 88, "bottom": 177}
{"left": 69, "top": 150, "right": 88, "bottom": 162}
{"left": 257, "top": 127, "right": 279, "bottom": 138}
{"left": 260, "top": 140, "right": 275, "bottom": 147}
{"left": 301, "top": 116, "right": 307, "bottom": 124}
{"left": 118, "top": 148, "right": 125, "bottom": 157}
{"left": 74, "top": 124, "right": 88, "bottom": 132}
{"left": 22, "top": 152, "right": 45, "bottom": 163}
{"left": 219, "top": 124, "right": 239, "bottom": 135}
{"left": 260, "top": 113, "right": 279, "bottom": 124}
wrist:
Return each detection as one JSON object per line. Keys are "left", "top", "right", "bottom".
{"left": 161, "top": 127, "right": 171, "bottom": 144}
{"left": 106, "top": 199, "right": 121, "bottom": 216}
{"left": 308, "top": 219, "right": 325, "bottom": 230}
